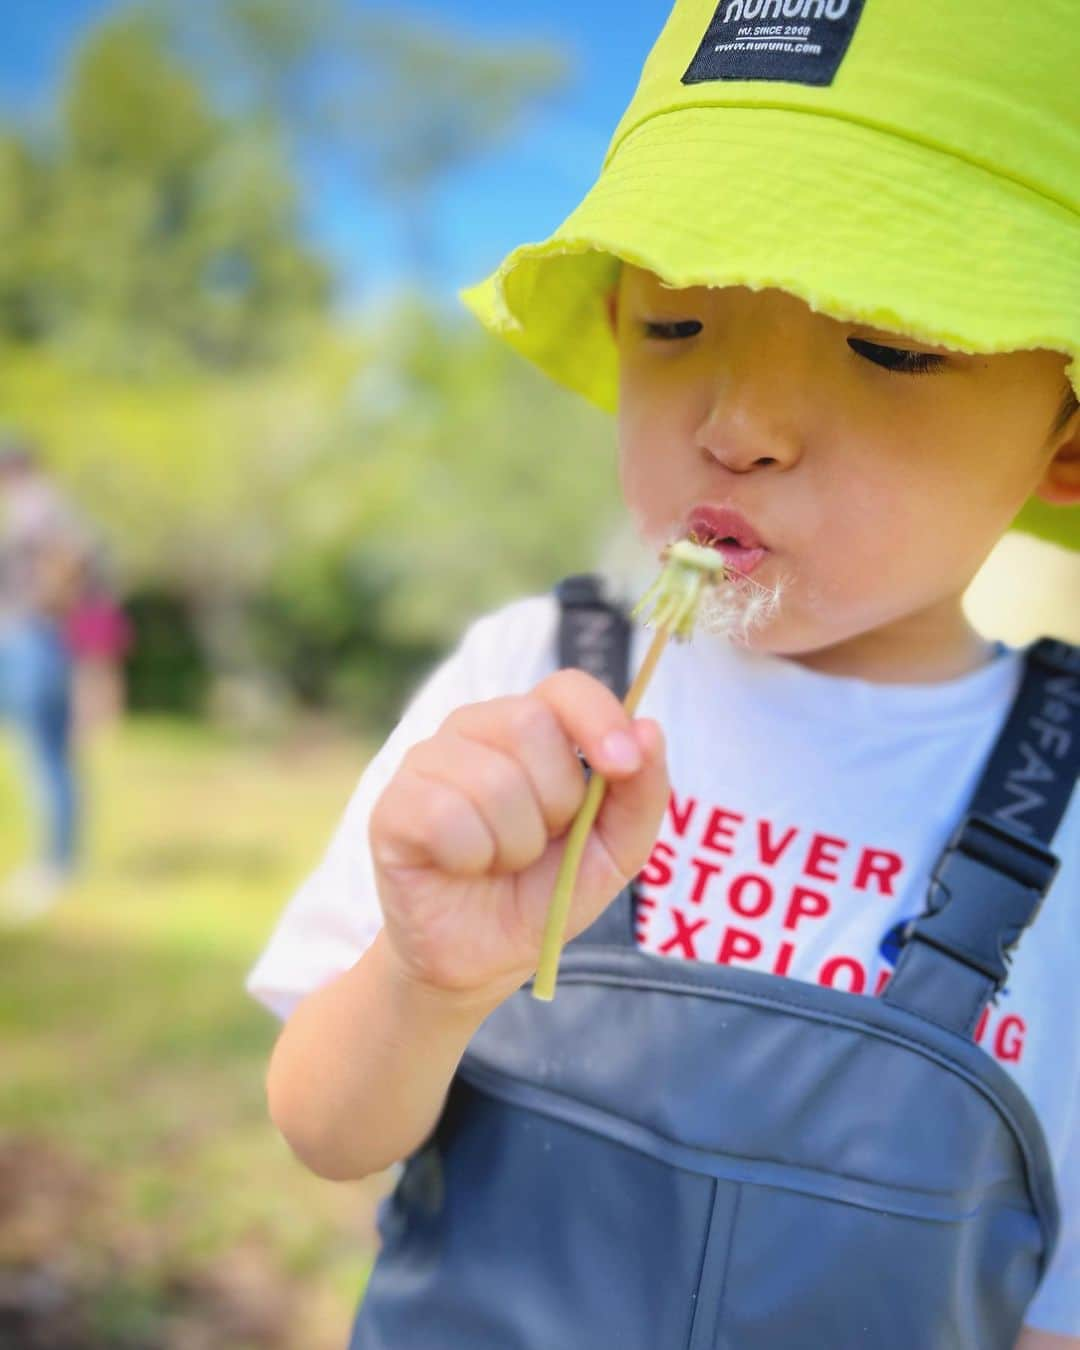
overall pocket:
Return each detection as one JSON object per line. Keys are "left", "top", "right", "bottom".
{"left": 353, "top": 1073, "right": 720, "bottom": 1350}
{"left": 707, "top": 1172, "right": 1043, "bottom": 1350}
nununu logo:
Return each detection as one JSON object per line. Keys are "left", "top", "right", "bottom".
{"left": 722, "top": 0, "right": 851, "bottom": 20}
{"left": 683, "top": 0, "right": 866, "bottom": 88}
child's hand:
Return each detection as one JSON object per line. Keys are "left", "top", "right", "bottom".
{"left": 368, "top": 669, "right": 668, "bottom": 1006}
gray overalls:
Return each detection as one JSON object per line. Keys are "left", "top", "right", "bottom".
{"left": 349, "top": 574, "right": 1079, "bottom": 1349}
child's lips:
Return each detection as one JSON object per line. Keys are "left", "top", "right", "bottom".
{"left": 686, "top": 504, "right": 768, "bottom": 554}
{"left": 684, "top": 504, "right": 771, "bottom": 576}
{"left": 708, "top": 541, "right": 769, "bottom": 576}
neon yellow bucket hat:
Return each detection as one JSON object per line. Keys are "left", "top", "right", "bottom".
{"left": 459, "top": 0, "right": 1080, "bottom": 553}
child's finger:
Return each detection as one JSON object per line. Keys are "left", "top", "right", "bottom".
{"left": 370, "top": 764, "right": 498, "bottom": 876}
{"left": 439, "top": 695, "right": 592, "bottom": 836}
{"left": 398, "top": 732, "right": 551, "bottom": 875}
{"left": 455, "top": 667, "right": 647, "bottom": 783}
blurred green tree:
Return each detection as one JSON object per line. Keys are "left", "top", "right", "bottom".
{"left": 0, "top": 134, "right": 54, "bottom": 341}
{"left": 249, "top": 294, "right": 620, "bottom": 722}
{"left": 0, "top": 2, "right": 616, "bottom": 726}
{"left": 146, "top": 0, "right": 571, "bottom": 282}
{"left": 343, "top": 12, "right": 570, "bottom": 280}
{"left": 44, "top": 13, "right": 331, "bottom": 374}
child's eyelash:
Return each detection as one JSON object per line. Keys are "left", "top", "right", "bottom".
{"left": 642, "top": 323, "right": 946, "bottom": 375}
{"left": 847, "top": 338, "right": 947, "bottom": 374}
{"left": 642, "top": 320, "right": 703, "bottom": 340}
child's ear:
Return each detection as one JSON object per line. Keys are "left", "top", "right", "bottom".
{"left": 1033, "top": 412, "right": 1080, "bottom": 506}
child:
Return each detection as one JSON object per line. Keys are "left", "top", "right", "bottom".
{"left": 246, "top": 1, "right": 1080, "bottom": 1345}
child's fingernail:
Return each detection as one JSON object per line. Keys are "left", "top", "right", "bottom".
{"left": 601, "top": 730, "right": 642, "bottom": 772}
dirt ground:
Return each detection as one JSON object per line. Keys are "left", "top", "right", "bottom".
{"left": 0, "top": 1133, "right": 371, "bottom": 1349}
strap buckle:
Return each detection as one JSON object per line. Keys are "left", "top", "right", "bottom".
{"left": 902, "top": 812, "right": 1060, "bottom": 989}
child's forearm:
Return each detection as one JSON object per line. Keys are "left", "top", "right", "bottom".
{"left": 265, "top": 927, "right": 507, "bottom": 1181}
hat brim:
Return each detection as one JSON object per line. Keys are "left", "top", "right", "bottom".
{"left": 459, "top": 105, "right": 1080, "bottom": 554}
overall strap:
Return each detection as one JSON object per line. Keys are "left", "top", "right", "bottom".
{"left": 555, "top": 572, "right": 633, "bottom": 699}
{"left": 884, "top": 638, "right": 1080, "bottom": 1037}
{"left": 553, "top": 573, "right": 639, "bottom": 950}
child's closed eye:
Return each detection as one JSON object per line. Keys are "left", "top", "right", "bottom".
{"left": 641, "top": 322, "right": 947, "bottom": 377}
{"left": 847, "top": 338, "right": 948, "bottom": 374}
{"left": 642, "top": 319, "right": 703, "bottom": 340}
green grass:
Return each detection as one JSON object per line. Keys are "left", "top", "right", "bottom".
{"left": 0, "top": 714, "right": 396, "bottom": 1349}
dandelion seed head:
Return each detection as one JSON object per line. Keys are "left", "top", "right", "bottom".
{"left": 626, "top": 526, "right": 786, "bottom": 643}
{"left": 596, "top": 513, "right": 788, "bottom": 643}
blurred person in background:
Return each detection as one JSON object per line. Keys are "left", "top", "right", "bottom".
{"left": 0, "top": 434, "right": 96, "bottom": 920}
{"left": 65, "top": 544, "right": 135, "bottom": 737}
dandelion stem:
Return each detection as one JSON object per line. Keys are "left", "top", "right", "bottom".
{"left": 623, "top": 622, "right": 672, "bottom": 717}
{"left": 531, "top": 768, "right": 607, "bottom": 1002}
{"left": 531, "top": 537, "right": 760, "bottom": 1003}
{"left": 531, "top": 623, "right": 672, "bottom": 1002}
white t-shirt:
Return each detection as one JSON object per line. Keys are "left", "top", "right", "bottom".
{"left": 246, "top": 587, "right": 1080, "bottom": 1337}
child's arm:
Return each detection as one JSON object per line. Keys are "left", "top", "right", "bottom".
{"left": 265, "top": 668, "right": 668, "bottom": 1181}
{"left": 265, "top": 926, "right": 508, "bottom": 1180}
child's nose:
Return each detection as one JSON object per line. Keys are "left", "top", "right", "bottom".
{"left": 693, "top": 386, "right": 804, "bottom": 475}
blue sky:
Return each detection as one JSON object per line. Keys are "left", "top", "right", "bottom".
{"left": 1, "top": 1, "right": 667, "bottom": 313}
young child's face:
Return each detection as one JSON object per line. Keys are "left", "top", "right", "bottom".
{"left": 606, "top": 263, "right": 1080, "bottom": 673}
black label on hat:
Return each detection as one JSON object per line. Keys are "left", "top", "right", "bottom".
{"left": 682, "top": 0, "right": 867, "bottom": 87}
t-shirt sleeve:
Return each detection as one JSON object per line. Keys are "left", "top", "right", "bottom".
{"left": 1022, "top": 1108, "right": 1080, "bottom": 1336}
{"left": 243, "top": 593, "right": 558, "bottom": 1022}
